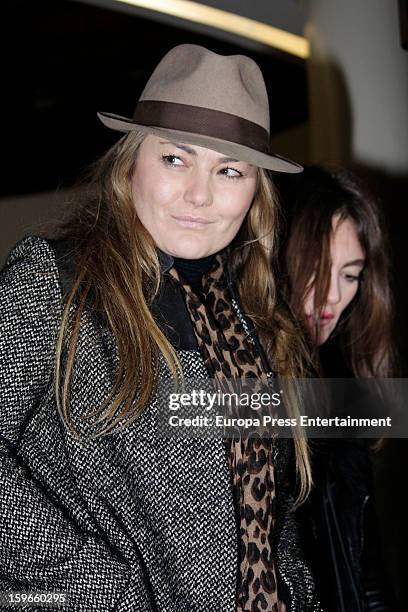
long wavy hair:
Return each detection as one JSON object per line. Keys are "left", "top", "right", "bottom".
{"left": 280, "top": 165, "right": 395, "bottom": 378}
{"left": 54, "top": 130, "right": 313, "bottom": 503}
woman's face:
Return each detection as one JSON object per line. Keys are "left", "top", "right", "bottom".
{"left": 304, "top": 215, "right": 365, "bottom": 345}
{"left": 131, "top": 134, "right": 258, "bottom": 258}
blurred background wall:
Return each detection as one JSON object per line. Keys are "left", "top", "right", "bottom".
{"left": 1, "top": 0, "right": 407, "bottom": 606}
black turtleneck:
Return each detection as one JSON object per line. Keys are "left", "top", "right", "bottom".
{"left": 173, "top": 254, "right": 215, "bottom": 293}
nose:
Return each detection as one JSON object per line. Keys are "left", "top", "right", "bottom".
{"left": 327, "top": 273, "right": 341, "bottom": 305}
{"left": 183, "top": 168, "right": 213, "bottom": 208}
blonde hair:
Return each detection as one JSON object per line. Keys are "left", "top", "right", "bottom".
{"left": 55, "top": 130, "right": 312, "bottom": 504}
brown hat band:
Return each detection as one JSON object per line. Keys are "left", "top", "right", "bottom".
{"left": 132, "top": 100, "right": 271, "bottom": 154}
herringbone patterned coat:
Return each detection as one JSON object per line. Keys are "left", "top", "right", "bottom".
{"left": 0, "top": 236, "right": 320, "bottom": 611}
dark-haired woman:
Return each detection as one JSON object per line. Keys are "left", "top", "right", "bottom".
{"left": 279, "top": 164, "right": 397, "bottom": 611}
{"left": 0, "top": 45, "right": 325, "bottom": 611}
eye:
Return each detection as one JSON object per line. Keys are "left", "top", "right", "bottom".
{"left": 343, "top": 272, "right": 360, "bottom": 283}
{"left": 220, "top": 167, "right": 244, "bottom": 179}
{"left": 161, "top": 154, "right": 184, "bottom": 167}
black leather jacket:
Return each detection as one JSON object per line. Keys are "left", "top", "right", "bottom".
{"left": 298, "top": 438, "right": 397, "bottom": 612}
{"left": 301, "top": 341, "right": 398, "bottom": 611}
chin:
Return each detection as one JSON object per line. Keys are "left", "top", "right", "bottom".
{"left": 307, "top": 324, "right": 332, "bottom": 347}
{"left": 165, "top": 239, "right": 216, "bottom": 260}
{"left": 317, "top": 328, "right": 334, "bottom": 346}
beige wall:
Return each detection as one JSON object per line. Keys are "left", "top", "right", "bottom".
{"left": 305, "top": 0, "right": 408, "bottom": 171}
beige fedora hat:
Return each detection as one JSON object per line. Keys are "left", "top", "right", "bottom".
{"left": 98, "top": 44, "right": 303, "bottom": 173}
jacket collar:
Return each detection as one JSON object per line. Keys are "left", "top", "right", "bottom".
{"left": 157, "top": 249, "right": 174, "bottom": 274}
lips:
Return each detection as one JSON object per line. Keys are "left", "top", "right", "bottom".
{"left": 320, "top": 312, "right": 334, "bottom": 321}
{"left": 173, "top": 215, "right": 212, "bottom": 223}
{"left": 172, "top": 215, "right": 213, "bottom": 228}
{"left": 306, "top": 312, "right": 334, "bottom": 326}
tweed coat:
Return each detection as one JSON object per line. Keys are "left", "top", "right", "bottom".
{"left": 0, "top": 236, "right": 321, "bottom": 612}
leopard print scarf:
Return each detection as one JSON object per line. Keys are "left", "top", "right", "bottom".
{"left": 170, "top": 253, "right": 283, "bottom": 612}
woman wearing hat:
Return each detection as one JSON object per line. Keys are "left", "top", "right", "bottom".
{"left": 0, "top": 45, "right": 322, "bottom": 611}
